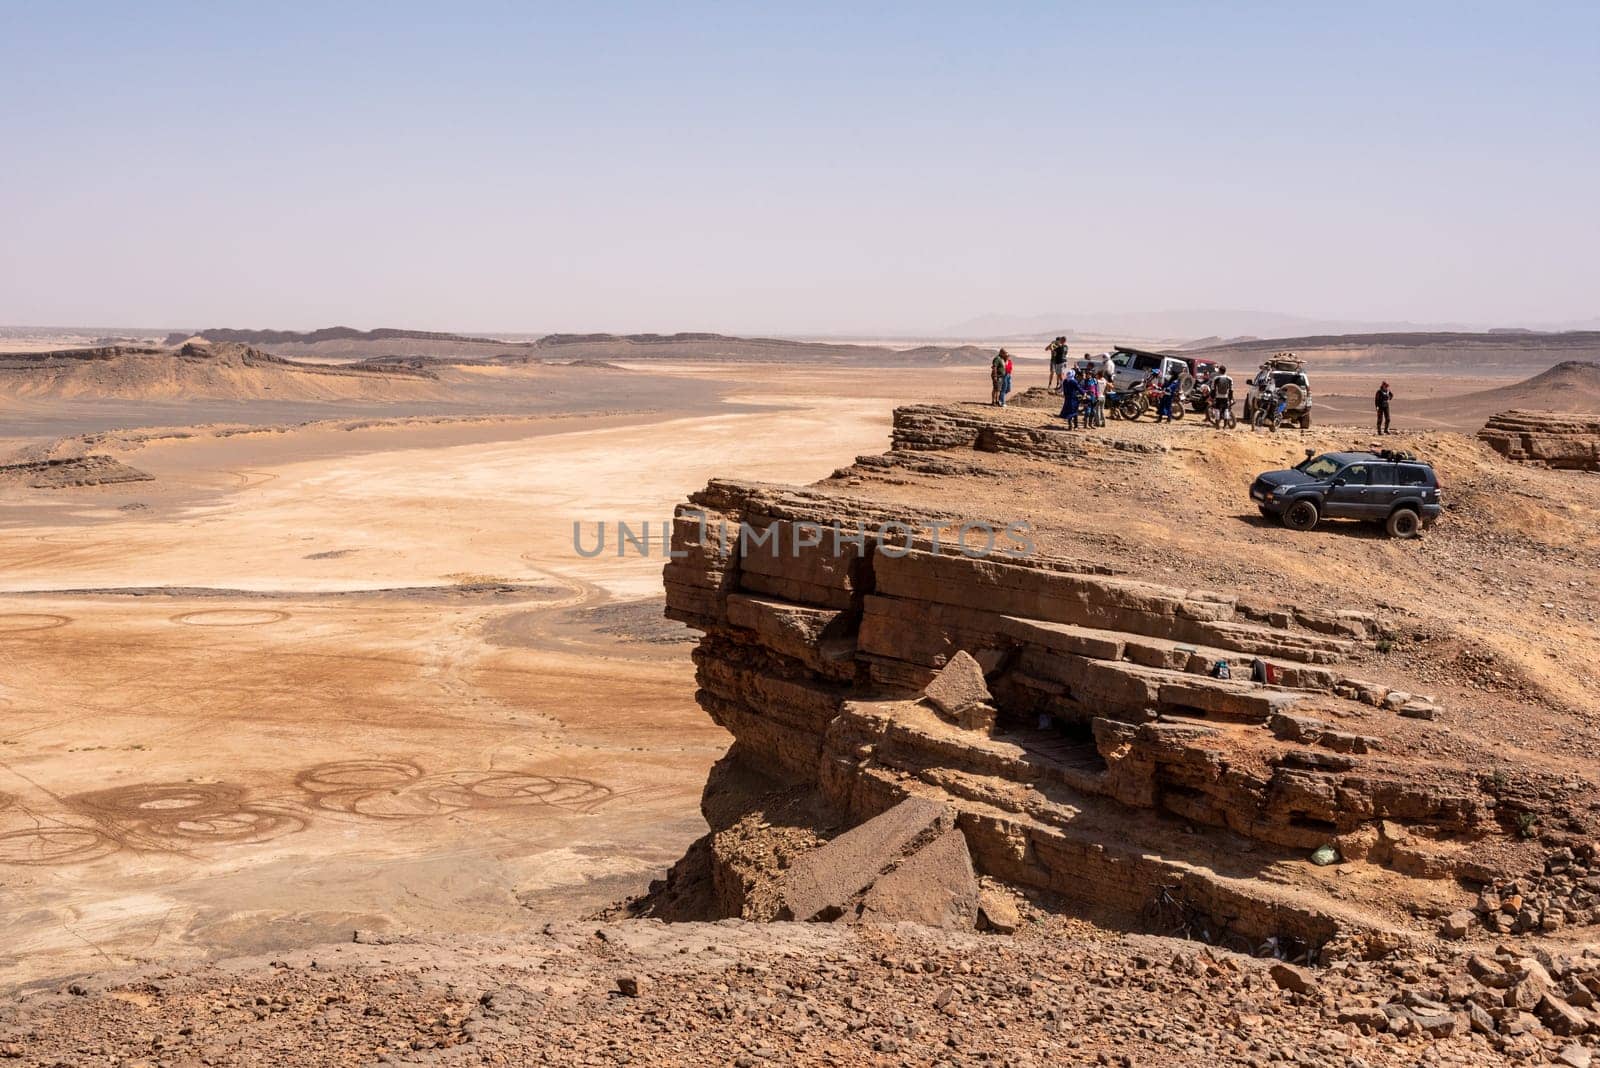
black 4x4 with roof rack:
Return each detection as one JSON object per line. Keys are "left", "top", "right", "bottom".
{"left": 1249, "top": 448, "right": 1442, "bottom": 538}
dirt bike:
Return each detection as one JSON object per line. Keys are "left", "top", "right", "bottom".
{"left": 1106, "top": 387, "right": 1145, "bottom": 421}
{"left": 1142, "top": 378, "right": 1185, "bottom": 421}
{"left": 1205, "top": 391, "right": 1237, "bottom": 429}
{"left": 1252, "top": 387, "right": 1287, "bottom": 432}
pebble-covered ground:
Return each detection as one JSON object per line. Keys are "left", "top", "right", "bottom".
{"left": 3, "top": 918, "right": 1596, "bottom": 1067}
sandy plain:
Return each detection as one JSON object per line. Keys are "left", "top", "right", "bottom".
{"left": 0, "top": 362, "right": 987, "bottom": 990}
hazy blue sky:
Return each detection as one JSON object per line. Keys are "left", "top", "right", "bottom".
{"left": 2, "top": 1, "right": 1596, "bottom": 333}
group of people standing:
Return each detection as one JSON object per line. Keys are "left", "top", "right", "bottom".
{"left": 991, "top": 338, "right": 1400, "bottom": 435}
{"left": 1049, "top": 338, "right": 1122, "bottom": 429}
{"left": 1057, "top": 365, "right": 1108, "bottom": 428}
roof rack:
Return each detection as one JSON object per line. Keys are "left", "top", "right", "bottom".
{"left": 1262, "top": 351, "right": 1304, "bottom": 371}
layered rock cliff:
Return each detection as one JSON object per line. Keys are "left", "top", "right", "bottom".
{"left": 656, "top": 402, "right": 1597, "bottom": 961}
{"left": 1479, "top": 410, "right": 1600, "bottom": 470}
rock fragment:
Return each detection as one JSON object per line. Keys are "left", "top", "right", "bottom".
{"left": 859, "top": 826, "right": 979, "bottom": 929}
{"left": 920, "top": 650, "right": 996, "bottom": 732}
{"left": 778, "top": 797, "right": 951, "bottom": 922}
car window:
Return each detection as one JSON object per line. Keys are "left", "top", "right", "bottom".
{"left": 1367, "top": 464, "right": 1398, "bottom": 486}
{"left": 1338, "top": 464, "right": 1371, "bottom": 485}
{"left": 1296, "top": 456, "right": 1341, "bottom": 478}
{"left": 1132, "top": 354, "right": 1160, "bottom": 371}
{"left": 1112, "top": 353, "right": 1131, "bottom": 368}
{"left": 1272, "top": 372, "right": 1309, "bottom": 388}
{"left": 1397, "top": 465, "right": 1430, "bottom": 486}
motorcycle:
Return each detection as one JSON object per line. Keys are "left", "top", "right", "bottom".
{"left": 1141, "top": 376, "right": 1185, "bottom": 421}
{"left": 1204, "top": 387, "right": 1237, "bottom": 429}
{"left": 1105, "top": 386, "right": 1146, "bottom": 421}
{"left": 1251, "top": 386, "right": 1287, "bottom": 432}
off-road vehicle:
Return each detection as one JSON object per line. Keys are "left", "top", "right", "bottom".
{"left": 1249, "top": 448, "right": 1442, "bottom": 538}
{"left": 1243, "top": 352, "right": 1313, "bottom": 429}
{"left": 1110, "top": 346, "right": 1191, "bottom": 394}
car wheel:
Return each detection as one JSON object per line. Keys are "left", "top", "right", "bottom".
{"left": 1386, "top": 508, "right": 1420, "bottom": 539}
{"left": 1298, "top": 412, "right": 1311, "bottom": 430}
{"left": 1282, "top": 500, "right": 1319, "bottom": 532}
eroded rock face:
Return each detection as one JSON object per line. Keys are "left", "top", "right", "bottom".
{"left": 660, "top": 402, "right": 1592, "bottom": 956}
{"left": 1479, "top": 410, "right": 1600, "bottom": 470}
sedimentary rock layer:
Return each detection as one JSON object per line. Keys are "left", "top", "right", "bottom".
{"left": 1478, "top": 410, "right": 1600, "bottom": 470}
{"left": 662, "top": 402, "right": 1587, "bottom": 958}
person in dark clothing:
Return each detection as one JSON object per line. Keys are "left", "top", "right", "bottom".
{"left": 1375, "top": 381, "right": 1394, "bottom": 434}
{"left": 1046, "top": 336, "right": 1069, "bottom": 389}
{"left": 1060, "top": 369, "right": 1082, "bottom": 428}
{"left": 1156, "top": 370, "right": 1181, "bottom": 423}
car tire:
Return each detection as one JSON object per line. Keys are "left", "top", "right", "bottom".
{"left": 1282, "top": 500, "right": 1319, "bottom": 532}
{"left": 1298, "top": 412, "right": 1312, "bottom": 430}
{"left": 1386, "top": 508, "right": 1420, "bottom": 539}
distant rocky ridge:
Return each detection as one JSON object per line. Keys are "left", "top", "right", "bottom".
{"left": 162, "top": 326, "right": 500, "bottom": 347}
{"left": 1192, "top": 332, "right": 1600, "bottom": 375}
{"left": 170, "top": 327, "right": 994, "bottom": 366}
{"left": 0, "top": 342, "right": 444, "bottom": 402}
{"left": 3, "top": 342, "right": 434, "bottom": 377}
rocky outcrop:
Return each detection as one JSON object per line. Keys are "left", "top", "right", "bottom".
{"left": 0, "top": 455, "right": 153, "bottom": 488}
{"left": 1478, "top": 410, "right": 1600, "bottom": 470}
{"left": 892, "top": 403, "right": 1165, "bottom": 461}
{"left": 660, "top": 402, "right": 1588, "bottom": 958}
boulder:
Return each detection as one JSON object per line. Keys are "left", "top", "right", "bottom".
{"left": 778, "top": 797, "right": 951, "bottom": 922}
{"left": 859, "top": 826, "right": 979, "bottom": 929}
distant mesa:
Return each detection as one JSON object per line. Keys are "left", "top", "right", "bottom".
{"left": 0, "top": 342, "right": 445, "bottom": 403}
{"left": 166, "top": 326, "right": 503, "bottom": 347}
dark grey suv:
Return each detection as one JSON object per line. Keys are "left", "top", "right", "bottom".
{"left": 1250, "top": 449, "right": 1443, "bottom": 538}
